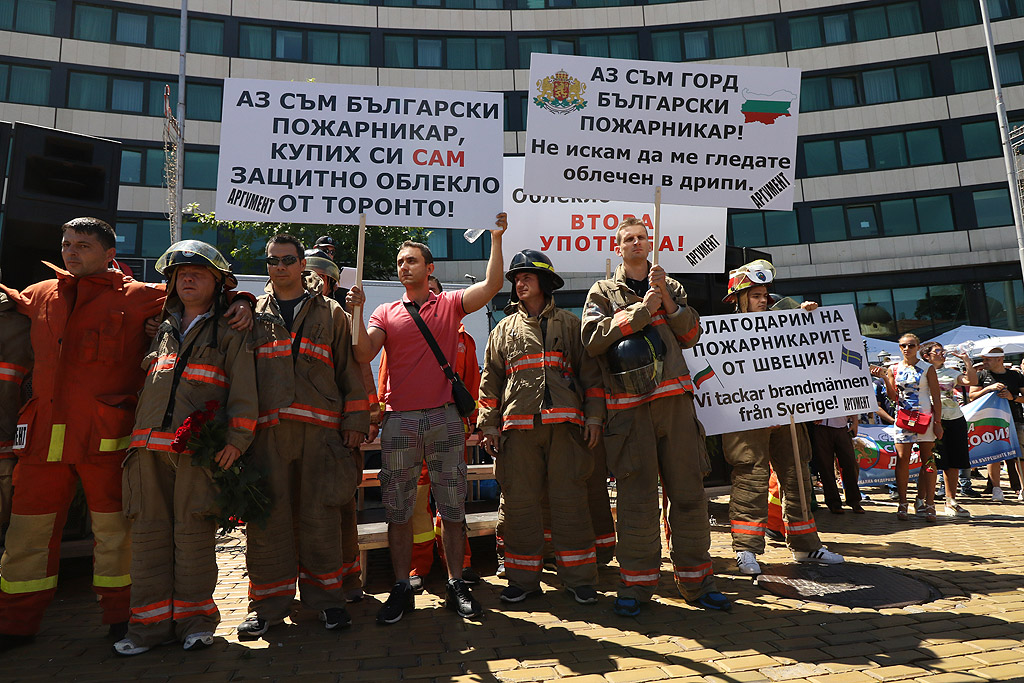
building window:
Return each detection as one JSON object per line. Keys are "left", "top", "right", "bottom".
{"left": 385, "top": 35, "right": 504, "bottom": 69}
{"left": 240, "top": 24, "right": 370, "bottom": 66}
{"left": 73, "top": 5, "right": 224, "bottom": 55}
{"left": 0, "top": 0, "right": 56, "bottom": 35}
{"left": 801, "top": 127, "right": 943, "bottom": 177}
{"left": 941, "top": 0, "right": 1024, "bottom": 28}
{"left": 384, "top": 0, "right": 502, "bottom": 7}
{"left": 121, "top": 147, "right": 217, "bottom": 190}
{"left": 68, "top": 72, "right": 222, "bottom": 121}
{"left": 652, "top": 21, "right": 774, "bottom": 62}
{"left": 961, "top": 118, "right": 1024, "bottom": 160}
{"left": 809, "top": 195, "right": 954, "bottom": 241}
{"left": 821, "top": 284, "right": 968, "bottom": 340}
{"left": 0, "top": 62, "right": 49, "bottom": 105}
{"left": 950, "top": 50, "right": 1024, "bottom": 94}
{"left": 974, "top": 188, "right": 1013, "bottom": 227}
{"left": 801, "top": 63, "right": 932, "bottom": 112}
{"left": 984, "top": 279, "right": 1024, "bottom": 331}
{"left": 521, "top": 34, "right": 637, "bottom": 68}
{"left": 789, "top": 2, "right": 922, "bottom": 51}
{"left": 726, "top": 210, "right": 799, "bottom": 248}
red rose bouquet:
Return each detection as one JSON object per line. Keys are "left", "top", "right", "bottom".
{"left": 172, "top": 400, "right": 271, "bottom": 533}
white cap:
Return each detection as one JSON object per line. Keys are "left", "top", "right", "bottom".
{"left": 981, "top": 346, "right": 1005, "bottom": 358}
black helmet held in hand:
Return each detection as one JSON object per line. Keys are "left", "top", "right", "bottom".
{"left": 608, "top": 329, "right": 666, "bottom": 396}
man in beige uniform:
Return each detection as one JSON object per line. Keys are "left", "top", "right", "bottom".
{"left": 582, "top": 217, "right": 728, "bottom": 617}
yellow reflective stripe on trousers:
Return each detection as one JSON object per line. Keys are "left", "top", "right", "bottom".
{"left": 1, "top": 574, "right": 58, "bottom": 594}
{"left": 46, "top": 424, "right": 66, "bottom": 462}
{"left": 93, "top": 573, "right": 131, "bottom": 588}
{"left": 98, "top": 436, "right": 131, "bottom": 452}
{"left": 412, "top": 530, "right": 436, "bottom": 544}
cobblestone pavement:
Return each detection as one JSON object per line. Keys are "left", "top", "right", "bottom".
{"left": 6, "top": 492, "right": 1024, "bottom": 682}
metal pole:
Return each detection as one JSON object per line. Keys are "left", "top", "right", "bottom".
{"left": 173, "top": 0, "right": 188, "bottom": 242}
{"left": 980, "top": 0, "right": 1024, "bottom": 281}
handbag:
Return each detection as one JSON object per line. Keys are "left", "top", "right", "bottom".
{"left": 896, "top": 408, "right": 931, "bottom": 434}
{"left": 403, "top": 302, "right": 476, "bottom": 418}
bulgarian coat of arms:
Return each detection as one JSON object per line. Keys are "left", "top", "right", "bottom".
{"left": 533, "top": 70, "right": 587, "bottom": 114}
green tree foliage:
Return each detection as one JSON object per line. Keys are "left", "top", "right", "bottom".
{"left": 193, "top": 210, "right": 427, "bottom": 279}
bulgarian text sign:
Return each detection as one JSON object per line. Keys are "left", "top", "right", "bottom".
{"left": 855, "top": 392, "right": 1021, "bottom": 485}
{"left": 524, "top": 53, "right": 801, "bottom": 210}
{"left": 216, "top": 78, "right": 504, "bottom": 228}
{"left": 501, "top": 157, "right": 725, "bottom": 273}
{"left": 681, "top": 305, "right": 874, "bottom": 435}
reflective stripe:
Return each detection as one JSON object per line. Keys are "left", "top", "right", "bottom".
{"left": 256, "top": 340, "right": 291, "bottom": 359}
{"left": 613, "top": 310, "right": 633, "bottom": 336}
{"left": 584, "top": 387, "right": 604, "bottom": 399}
{"left": 502, "top": 415, "right": 533, "bottom": 430}
{"left": 595, "top": 533, "right": 616, "bottom": 548}
{"left": 147, "top": 353, "right": 177, "bottom": 374}
{"left": 94, "top": 573, "right": 131, "bottom": 588}
{"left": 1, "top": 574, "right": 58, "bottom": 594}
{"left": 540, "top": 407, "right": 584, "bottom": 427}
{"left": 173, "top": 598, "right": 218, "bottom": 619}
{"left": 478, "top": 397, "right": 498, "bottom": 409}
{"left": 341, "top": 557, "right": 361, "bottom": 577}
{"left": 130, "top": 429, "right": 180, "bottom": 453}
{"left": 249, "top": 577, "right": 296, "bottom": 599}
{"left": 619, "top": 567, "right": 660, "bottom": 586}
{"left": 131, "top": 599, "right": 172, "bottom": 625}
{"left": 181, "top": 363, "right": 228, "bottom": 388}
{"left": 556, "top": 547, "right": 596, "bottom": 567}
{"left": 505, "top": 351, "right": 567, "bottom": 376}
{"left": 605, "top": 375, "right": 693, "bottom": 411}
{"left": 677, "top": 321, "right": 700, "bottom": 345}
{"left": 295, "top": 335, "right": 333, "bottom": 367}
{"left": 46, "top": 424, "right": 66, "bottom": 462}
{"left": 785, "top": 520, "right": 818, "bottom": 535}
{"left": 504, "top": 553, "right": 543, "bottom": 571}
{"left": 229, "top": 417, "right": 257, "bottom": 432}
{"left": 768, "top": 493, "right": 783, "bottom": 506}
{"left": 650, "top": 313, "right": 667, "bottom": 327}
{"left": 279, "top": 403, "right": 342, "bottom": 428}
{"left": 256, "top": 411, "right": 280, "bottom": 430}
{"left": 731, "top": 520, "right": 766, "bottom": 536}
{"left": 0, "top": 362, "right": 28, "bottom": 385}
{"left": 673, "top": 562, "right": 712, "bottom": 582}
{"left": 98, "top": 436, "right": 131, "bottom": 452}
{"left": 346, "top": 399, "right": 370, "bottom": 412}
{"left": 413, "top": 529, "right": 436, "bottom": 544}
{"left": 299, "top": 566, "right": 344, "bottom": 589}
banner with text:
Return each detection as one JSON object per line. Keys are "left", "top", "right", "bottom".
{"left": 681, "top": 305, "right": 874, "bottom": 435}
{"left": 854, "top": 392, "right": 1021, "bottom": 486}
{"left": 524, "top": 53, "right": 801, "bottom": 211}
{"left": 216, "top": 78, "right": 504, "bottom": 228}
{"left": 501, "top": 157, "right": 726, "bottom": 273}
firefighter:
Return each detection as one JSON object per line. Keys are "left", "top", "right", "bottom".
{"left": 0, "top": 288, "right": 32, "bottom": 536}
{"left": 722, "top": 260, "right": 843, "bottom": 576}
{"left": 304, "top": 249, "right": 380, "bottom": 602}
{"left": 582, "top": 217, "right": 728, "bottom": 617}
{"left": 0, "top": 218, "right": 253, "bottom": 652}
{"left": 238, "top": 234, "right": 369, "bottom": 638}
{"left": 113, "top": 241, "right": 258, "bottom": 655}
{"left": 478, "top": 250, "right": 603, "bottom": 604}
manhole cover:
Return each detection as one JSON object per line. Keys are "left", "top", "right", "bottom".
{"left": 755, "top": 562, "right": 939, "bottom": 609}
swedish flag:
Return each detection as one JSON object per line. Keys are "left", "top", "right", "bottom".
{"left": 841, "top": 345, "right": 863, "bottom": 369}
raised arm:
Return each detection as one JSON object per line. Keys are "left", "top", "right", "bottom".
{"left": 462, "top": 213, "right": 507, "bottom": 315}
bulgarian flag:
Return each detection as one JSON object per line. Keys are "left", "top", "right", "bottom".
{"left": 693, "top": 363, "right": 717, "bottom": 390}
{"left": 741, "top": 89, "right": 796, "bottom": 125}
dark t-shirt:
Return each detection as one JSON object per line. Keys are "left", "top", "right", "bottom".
{"left": 978, "top": 367, "right": 1024, "bottom": 423}
{"left": 276, "top": 293, "right": 308, "bottom": 331}
{"left": 624, "top": 276, "right": 649, "bottom": 299}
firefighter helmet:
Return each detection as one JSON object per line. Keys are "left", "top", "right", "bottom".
{"left": 723, "top": 259, "right": 775, "bottom": 304}
{"left": 304, "top": 248, "right": 340, "bottom": 284}
{"left": 155, "top": 240, "right": 237, "bottom": 289}
{"left": 608, "top": 328, "right": 666, "bottom": 396}
{"left": 505, "top": 249, "right": 565, "bottom": 290}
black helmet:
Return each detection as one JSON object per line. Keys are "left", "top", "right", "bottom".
{"left": 505, "top": 250, "right": 564, "bottom": 290}
{"left": 608, "top": 329, "right": 666, "bottom": 396}
{"left": 315, "top": 235, "right": 336, "bottom": 247}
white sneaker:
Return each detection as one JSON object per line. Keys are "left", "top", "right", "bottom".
{"left": 736, "top": 551, "right": 761, "bottom": 575}
{"left": 992, "top": 487, "right": 1005, "bottom": 502}
{"left": 1018, "top": 489, "right": 1024, "bottom": 502}
{"left": 182, "top": 632, "right": 214, "bottom": 651}
{"left": 112, "top": 638, "right": 150, "bottom": 656}
{"left": 793, "top": 546, "right": 844, "bottom": 564}
{"left": 944, "top": 502, "right": 971, "bottom": 518}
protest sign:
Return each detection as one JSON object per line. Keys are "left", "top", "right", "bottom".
{"left": 854, "top": 392, "right": 1021, "bottom": 486}
{"left": 216, "top": 78, "right": 504, "bottom": 229}
{"left": 681, "top": 305, "right": 874, "bottom": 435}
{"left": 524, "top": 53, "right": 801, "bottom": 211}
{"left": 502, "top": 157, "right": 725, "bottom": 273}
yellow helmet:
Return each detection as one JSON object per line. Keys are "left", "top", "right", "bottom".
{"left": 723, "top": 259, "right": 775, "bottom": 303}
{"left": 156, "top": 240, "right": 237, "bottom": 290}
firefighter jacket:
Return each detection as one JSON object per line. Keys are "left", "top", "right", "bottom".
{"left": 477, "top": 297, "right": 604, "bottom": 435}
{"left": 252, "top": 283, "right": 370, "bottom": 436}
{"left": 0, "top": 263, "right": 165, "bottom": 465}
{"left": 0, "top": 292, "right": 32, "bottom": 456}
{"left": 582, "top": 262, "right": 701, "bottom": 426}
{"left": 130, "top": 296, "right": 258, "bottom": 453}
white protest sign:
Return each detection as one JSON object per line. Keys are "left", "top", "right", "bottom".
{"left": 524, "top": 54, "right": 801, "bottom": 211}
{"left": 681, "top": 305, "right": 874, "bottom": 435}
{"left": 216, "top": 78, "right": 504, "bottom": 229}
{"left": 502, "top": 157, "right": 725, "bottom": 273}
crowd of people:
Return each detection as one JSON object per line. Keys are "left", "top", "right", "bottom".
{"left": 0, "top": 214, "right": 1016, "bottom": 657}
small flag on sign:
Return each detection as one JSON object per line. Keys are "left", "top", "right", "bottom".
{"left": 693, "top": 363, "right": 716, "bottom": 389}
{"left": 841, "top": 346, "right": 863, "bottom": 369}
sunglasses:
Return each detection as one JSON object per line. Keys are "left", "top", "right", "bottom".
{"left": 265, "top": 255, "right": 299, "bottom": 267}
{"left": 899, "top": 343, "right": 918, "bottom": 349}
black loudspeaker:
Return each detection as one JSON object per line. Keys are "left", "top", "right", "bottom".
{"left": 1, "top": 123, "right": 121, "bottom": 289}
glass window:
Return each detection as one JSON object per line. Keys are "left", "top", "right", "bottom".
{"left": 822, "top": 14, "right": 851, "bottom": 44}
{"left": 942, "top": 0, "right": 979, "bottom": 27}
{"left": 275, "top": 29, "right": 302, "bottom": 60}
{"left": 418, "top": 38, "right": 443, "bottom": 67}
{"left": 111, "top": 78, "right": 144, "bottom": 113}
{"left": 608, "top": 34, "right": 639, "bottom": 59}
{"left": 186, "top": 83, "right": 221, "bottom": 121}
{"left": 962, "top": 121, "right": 1001, "bottom": 160}
{"left": 847, "top": 205, "right": 879, "bottom": 238}
{"left": 800, "top": 77, "right": 829, "bottom": 112}
{"left": 652, "top": 32, "right": 682, "bottom": 62}
{"left": 340, "top": 33, "right": 369, "bottom": 66}
{"left": 952, "top": 55, "right": 990, "bottom": 93}
{"left": 120, "top": 149, "right": 142, "bottom": 184}
{"left": 839, "top": 138, "right": 869, "bottom": 171}
{"left": 906, "top": 128, "right": 943, "bottom": 165}
{"left": 148, "top": 81, "right": 174, "bottom": 117}
{"left": 153, "top": 15, "right": 178, "bottom": 50}
{"left": 115, "top": 222, "right": 138, "bottom": 255}
{"left": 896, "top": 63, "right": 931, "bottom": 99}
{"left": 15, "top": 0, "right": 54, "bottom": 34}
{"left": 729, "top": 213, "right": 764, "bottom": 247}
{"left": 997, "top": 52, "right": 1024, "bottom": 85}
{"left": 115, "top": 12, "right": 146, "bottom": 45}
{"left": 830, "top": 76, "right": 858, "bottom": 107}
{"left": 75, "top": 5, "right": 111, "bottom": 41}
{"left": 68, "top": 72, "right": 107, "bottom": 111}
{"left": 804, "top": 140, "right": 838, "bottom": 176}
{"left": 822, "top": 292, "right": 856, "bottom": 307}
{"left": 683, "top": 30, "right": 709, "bottom": 60}
{"left": 764, "top": 210, "right": 799, "bottom": 245}
{"left": 811, "top": 205, "right": 846, "bottom": 242}
{"left": 744, "top": 22, "right": 775, "bottom": 54}
{"left": 713, "top": 25, "right": 744, "bottom": 58}
{"left": 789, "top": 16, "right": 821, "bottom": 50}
{"left": 974, "top": 188, "right": 1013, "bottom": 227}
{"left": 184, "top": 150, "right": 218, "bottom": 190}
{"left": 190, "top": 19, "right": 223, "bottom": 55}
{"left": 579, "top": 35, "right": 609, "bottom": 57}
{"left": 477, "top": 38, "right": 504, "bottom": 69}
{"left": 887, "top": 2, "right": 922, "bottom": 35}
{"left": 386, "top": 35, "right": 415, "bottom": 68}
{"left": 892, "top": 286, "right": 929, "bottom": 332}
{"left": 852, "top": 7, "right": 887, "bottom": 41}
{"left": 239, "top": 25, "right": 271, "bottom": 59}
{"left": 916, "top": 195, "right": 954, "bottom": 232}
{"left": 879, "top": 198, "right": 916, "bottom": 235}
{"left": 984, "top": 279, "right": 1024, "bottom": 331}
{"left": 145, "top": 149, "right": 164, "bottom": 187}
{"left": 0, "top": 0, "right": 12, "bottom": 30}
{"left": 518, "top": 37, "right": 546, "bottom": 68}
{"left": 424, "top": 230, "right": 449, "bottom": 260}
{"left": 7, "top": 64, "right": 48, "bottom": 104}
{"left": 308, "top": 31, "right": 338, "bottom": 64}
{"left": 450, "top": 230, "right": 487, "bottom": 260}
{"left": 871, "top": 133, "right": 908, "bottom": 170}
{"left": 862, "top": 68, "right": 897, "bottom": 104}
{"left": 141, "top": 219, "right": 171, "bottom": 258}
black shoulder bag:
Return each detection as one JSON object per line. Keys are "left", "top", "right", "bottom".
{"left": 403, "top": 301, "right": 476, "bottom": 417}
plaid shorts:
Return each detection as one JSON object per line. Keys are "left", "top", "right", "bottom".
{"left": 379, "top": 404, "right": 467, "bottom": 524}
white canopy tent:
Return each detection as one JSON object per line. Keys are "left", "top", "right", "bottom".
{"left": 928, "top": 325, "right": 1024, "bottom": 356}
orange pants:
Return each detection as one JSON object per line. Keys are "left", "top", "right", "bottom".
{"left": 767, "top": 468, "right": 784, "bottom": 536}
{"left": 0, "top": 461, "right": 130, "bottom": 635}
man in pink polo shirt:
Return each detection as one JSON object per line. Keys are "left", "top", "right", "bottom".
{"left": 348, "top": 214, "right": 506, "bottom": 624}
